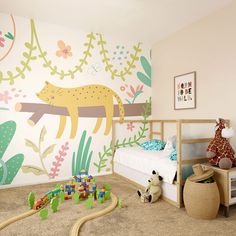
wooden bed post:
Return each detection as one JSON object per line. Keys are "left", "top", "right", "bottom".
{"left": 111, "top": 121, "right": 116, "bottom": 174}
{"left": 176, "top": 120, "right": 182, "bottom": 208}
{"left": 160, "top": 121, "right": 164, "bottom": 141}
{"left": 149, "top": 121, "right": 153, "bottom": 140}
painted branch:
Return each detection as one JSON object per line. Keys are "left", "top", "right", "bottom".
{"left": 15, "top": 102, "right": 148, "bottom": 126}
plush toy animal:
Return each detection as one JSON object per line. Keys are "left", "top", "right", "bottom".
{"left": 137, "top": 170, "right": 163, "bottom": 203}
{"left": 207, "top": 118, "right": 235, "bottom": 169}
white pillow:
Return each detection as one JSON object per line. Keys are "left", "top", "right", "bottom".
{"left": 163, "top": 139, "right": 174, "bottom": 155}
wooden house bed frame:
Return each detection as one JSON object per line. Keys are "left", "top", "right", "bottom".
{"left": 111, "top": 119, "right": 230, "bottom": 208}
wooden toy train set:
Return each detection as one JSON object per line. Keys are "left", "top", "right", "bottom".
{"left": 0, "top": 170, "right": 119, "bottom": 235}
{"left": 31, "top": 170, "right": 111, "bottom": 212}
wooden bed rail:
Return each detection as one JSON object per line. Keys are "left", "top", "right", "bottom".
{"left": 112, "top": 118, "right": 230, "bottom": 208}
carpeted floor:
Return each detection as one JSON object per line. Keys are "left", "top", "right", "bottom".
{"left": 1, "top": 175, "right": 236, "bottom": 236}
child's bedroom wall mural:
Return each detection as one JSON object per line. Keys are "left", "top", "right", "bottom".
{"left": 0, "top": 13, "right": 152, "bottom": 187}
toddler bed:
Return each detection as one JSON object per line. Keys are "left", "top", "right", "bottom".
{"left": 112, "top": 119, "right": 230, "bottom": 208}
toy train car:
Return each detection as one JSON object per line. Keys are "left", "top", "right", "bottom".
{"left": 33, "top": 195, "right": 49, "bottom": 210}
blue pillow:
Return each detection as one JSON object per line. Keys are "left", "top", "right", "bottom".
{"left": 170, "top": 148, "right": 177, "bottom": 161}
{"left": 139, "top": 139, "right": 166, "bottom": 151}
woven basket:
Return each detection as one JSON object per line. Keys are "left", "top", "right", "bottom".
{"left": 183, "top": 179, "right": 220, "bottom": 219}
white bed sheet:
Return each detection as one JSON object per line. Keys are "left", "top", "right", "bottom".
{"left": 114, "top": 147, "right": 177, "bottom": 184}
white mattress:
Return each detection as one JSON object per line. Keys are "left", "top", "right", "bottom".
{"left": 114, "top": 147, "right": 177, "bottom": 184}
{"left": 114, "top": 163, "right": 177, "bottom": 202}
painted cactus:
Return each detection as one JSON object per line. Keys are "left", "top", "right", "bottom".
{"left": 0, "top": 120, "right": 24, "bottom": 185}
{"left": 72, "top": 130, "right": 93, "bottom": 176}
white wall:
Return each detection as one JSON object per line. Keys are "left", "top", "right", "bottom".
{"left": 152, "top": 1, "right": 236, "bottom": 147}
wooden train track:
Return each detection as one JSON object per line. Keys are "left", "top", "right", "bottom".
{"left": 69, "top": 192, "right": 118, "bottom": 236}
{"left": 0, "top": 209, "right": 38, "bottom": 231}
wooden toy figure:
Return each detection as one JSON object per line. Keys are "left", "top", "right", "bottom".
{"left": 39, "top": 208, "right": 48, "bottom": 220}
{"left": 28, "top": 192, "right": 35, "bottom": 209}
{"left": 50, "top": 197, "right": 59, "bottom": 213}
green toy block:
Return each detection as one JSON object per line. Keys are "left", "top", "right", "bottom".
{"left": 96, "top": 190, "right": 100, "bottom": 199}
{"left": 104, "top": 184, "right": 110, "bottom": 191}
{"left": 59, "top": 191, "right": 64, "bottom": 204}
{"left": 55, "top": 183, "right": 60, "bottom": 189}
{"left": 28, "top": 192, "right": 35, "bottom": 209}
{"left": 73, "top": 192, "right": 79, "bottom": 204}
{"left": 105, "top": 191, "right": 111, "bottom": 200}
{"left": 39, "top": 208, "right": 48, "bottom": 220}
{"left": 118, "top": 197, "right": 123, "bottom": 209}
{"left": 98, "top": 197, "right": 104, "bottom": 204}
{"left": 50, "top": 197, "right": 59, "bottom": 213}
{"left": 85, "top": 199, "right": 93, "bottom": 209}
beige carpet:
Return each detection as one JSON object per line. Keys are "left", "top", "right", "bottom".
{"left": 1, "top": 175, "right": 236, "bottom": 236}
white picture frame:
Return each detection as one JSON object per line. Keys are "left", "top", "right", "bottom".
{"left": 174, "top": 71, "right": 196, "bottom": 110}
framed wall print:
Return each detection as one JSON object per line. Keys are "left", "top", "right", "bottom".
{"left": 174, "top": 71, "right": 196, "bottom": 110}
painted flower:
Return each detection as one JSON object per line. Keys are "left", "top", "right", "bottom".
{"left": 127, "top": 85, "right": 143, "bottom": 98}
{"left": 127, "top": 122, "right": 135, "bottom": 132}
{"left": 56, "top": 40, "right": 72, "bottom": 59}
{"left": 120, "top": 86, "right": 126, "bottom": 91}
{"left": 0, "top": 91, "right": 12, "bottom": 104}
{"left": 0, "top": 31, "right": 5, "bottom": 48}
{"left": 125, "top": 85, "right": 144, "bottom": 104}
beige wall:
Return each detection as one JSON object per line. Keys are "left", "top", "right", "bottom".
{"left": 152, "top": 1, "right": 236, "bottom": 147}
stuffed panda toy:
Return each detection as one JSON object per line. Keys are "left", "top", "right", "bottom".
{"left": 137, "top": 170, "right": 163, "bottom": 203}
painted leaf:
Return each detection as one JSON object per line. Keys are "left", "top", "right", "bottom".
{"left": 81, "top": 135, "right": 92, "bottom": 170}
{"left": 137, "top": 72, "right": 151, "bottom": 87}
{"left": 4, "top": 32, "right": 14, "bottom": 40}
{"left": 25, "top": 139, "right": 39, "bottom": 153}
{"left": 0, "top": 154, "right": 24, "bottom": 185}
{"left": 140, "top": 56, "right": 151, "bottom": 79}
{"left": 127, "top": 92, "right": 134, "bottom": 98}
{"left": 72, "top": 152, "right": 76, "bottom": 176}
{"left": 130, "top": 85, "right": 136, "bottom": 95}
{"left": 42, "top": 144, "right": 56, "bottom": 159}
{"left": 76, "top": 131, "right": 86, "bottom": 174}
{"left": 21, "top": 165, "right": 46, "bottom": 176}
{"left": 0, "top": 120, "right": 16, "bottom": 160}
{"left": 40, "top": 127, "right": 47, "bottom": 143}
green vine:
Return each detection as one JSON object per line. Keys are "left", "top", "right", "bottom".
{"left": 31, "top": 20, "right": 96, "bottom": 79}
{"left": 0, "top": 22, "right": 37, "bottom": 85}
{"left": 0, "top": 18, "right": 143, "bottom": 84}
{"left": 97, "top": 33, "right": 142, "bottom": 81}
{"left": 94, "top": 97, "right": 151, "bottom": 173}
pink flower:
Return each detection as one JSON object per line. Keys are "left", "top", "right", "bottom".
{"left": 126, "top": 85, "right": 143, "bottom": 98}
{"left": 0, "top": 91, "right": 12, "bottom": 104}
{"left": 0, "top": 31, "right": 5, "bottom": 48}
{"left": 56, "top": 40, "right": 72, "bottom": 59}
{"left": 127, "top": 122, "right": 135, "bottom": 132}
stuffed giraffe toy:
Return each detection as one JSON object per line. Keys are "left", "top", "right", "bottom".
{"left": 207, "top": 118, "right": 235, "bottom": 169}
